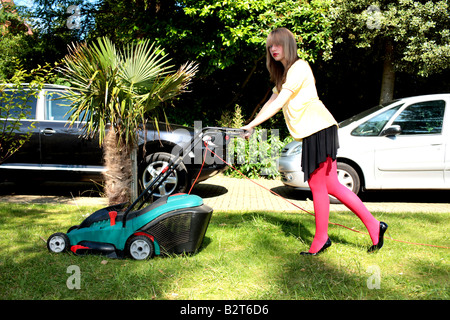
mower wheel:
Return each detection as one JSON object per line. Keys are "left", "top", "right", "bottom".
{"left": 125, "top": 235, "right": 154, "bottom": 260}
{"left": 47, "top": 232, "right": 70, "bottom": 253}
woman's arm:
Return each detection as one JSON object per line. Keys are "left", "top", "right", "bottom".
{"left": 241, "top": 88, "right": 293, "bottom": 134}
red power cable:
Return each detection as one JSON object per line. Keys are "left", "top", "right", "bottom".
{"left": 188, "top": 142, "right": 208, "bottom": 195}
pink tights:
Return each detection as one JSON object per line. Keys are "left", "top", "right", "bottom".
{"left": 307, "top": 157, "right": 380, "bottom": 253}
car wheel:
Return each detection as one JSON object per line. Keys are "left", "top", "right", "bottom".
{"left": 139, "top": 152, "right": 189, "bottom": 197}
{"left": 47, "top": 232, "right": 70, "bottom": 253}
{"left": 125, "top": 235, "right": 154, "bottom": 260}
{"left": 329, "top": 162, "right": 361, "bottom": 204}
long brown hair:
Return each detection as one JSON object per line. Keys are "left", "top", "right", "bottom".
{"left": 266, "top": 28, "right": 299, "bottom": 92}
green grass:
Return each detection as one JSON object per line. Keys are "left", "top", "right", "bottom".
{"left": 0, "top": 202, "right": 448, "bottom": 300}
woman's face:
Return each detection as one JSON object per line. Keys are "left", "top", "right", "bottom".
{"left": 269, "top": 43, "right": 286, "bottom": 66}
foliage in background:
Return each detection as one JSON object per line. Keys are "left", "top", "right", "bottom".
{"left": 0, "top": 3, "right": 30, "bottom": 80}
{"left": 218, "top": 105, "right": 292, "bottom": 180}
{"left": 10, "top": 0, "right": 450, "bottom": 129}
{"left": 87, "top": 0, "right": 336, "bottom": 128}
{"left": 0, "top": 61, "right": 56, "bottom": 164}
{"left": 89, "top": 0, "right": 334, "bottom": 71}
{"left": 172, "top": 0, "right": 334, "bottom": 73}
{"left": 23, "top": 0, "right": 97, "bottom": 39}
{"left": 331, "top": 0, "right": 450, "bottom": 103}
{"left": 225, "top": 128, "right": 290, "bottom": 180}
{"left": 332, "top": 0, "right": 450, "bottom": 76}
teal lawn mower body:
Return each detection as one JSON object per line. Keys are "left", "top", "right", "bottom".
{"left": 61, "top": 193, "right": 212, "bottom": 259}
{"left": 46, "top": 127, "right": 241, "bottom": 260}
{"left": 67, "top": 194, "right": 208, "bottom": 255}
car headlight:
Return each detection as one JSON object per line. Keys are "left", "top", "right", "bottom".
{"left": 290, "top": 143, "right": 302, "bottom": 155}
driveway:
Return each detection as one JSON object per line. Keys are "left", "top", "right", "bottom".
{"left": 1, "top": 175, "right": 449, "bottom": 213}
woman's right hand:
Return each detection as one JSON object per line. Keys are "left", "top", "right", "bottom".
{"left": 240, "top": 125, "right": 254, "bottom": 139}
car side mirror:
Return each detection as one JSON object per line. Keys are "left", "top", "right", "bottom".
{"left": 381, "top": 125, "right": 402, "bottom": 137}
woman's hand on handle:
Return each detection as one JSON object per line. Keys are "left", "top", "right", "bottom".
{"left": 240, "top": 125, "right": 254, "bottom": 139}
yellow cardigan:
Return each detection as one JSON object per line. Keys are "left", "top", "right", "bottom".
{"left": 274, "top": 59, "right": 337, "bottom": 140}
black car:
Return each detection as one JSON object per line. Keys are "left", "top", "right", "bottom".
{"left": 0, "top": 84, "right": 228, "bottom": 196}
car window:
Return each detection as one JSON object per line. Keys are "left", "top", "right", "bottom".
{"left": 0, "top": 90, "right": 37, "bottom": 120}
{"left": 392, "top": 100, "right": 445, "bottom": 135}
{"left": 351, "top": 104, "right": 402, "bottom": 136}
{"left": 45, "top": 91, "right": 74, "bottom": 121}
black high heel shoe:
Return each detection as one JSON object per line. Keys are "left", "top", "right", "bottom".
{"left": 300, "top": 238, "right": 332, "bottom": 256}
{"left": 368, "top": 222, "right": 388, "bottom": 253}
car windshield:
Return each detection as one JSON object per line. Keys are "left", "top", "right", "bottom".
{"left": 339, "top": 100, "right": 400, "bottom": 128}
{"left": 351, "top": 104, "right": 403, "bottom": 136}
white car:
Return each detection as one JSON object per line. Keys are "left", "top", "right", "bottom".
{"left": 277, "top": 94, "right": 450, "bottom": 200}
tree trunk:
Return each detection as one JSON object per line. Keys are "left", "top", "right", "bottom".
{"left": 379, "top": 40, "right": 395, "bottom": 104}
{"left": 103, "top": 130, "right": 133, "bottom": 205}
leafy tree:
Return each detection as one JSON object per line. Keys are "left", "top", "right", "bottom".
{"left": 330, "top": 0, "right": 450, "bottom": 103}
{"left": 21, "top": 0, "right": 96, "bottom": 39}
{"left": 0, "top": 0, "right": 98, "bottom": 79}
{"left": 180, "top": 0, "right": 334, "bottom": 70}
{"left": 0, "top": 1, "right": 30, "bottom": 80}
{"left": 59, "top": 37, "right": 198, "bottom": 204}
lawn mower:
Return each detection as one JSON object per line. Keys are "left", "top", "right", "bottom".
{"left": 46, "top": 127, "right": 244, "bottom": 260}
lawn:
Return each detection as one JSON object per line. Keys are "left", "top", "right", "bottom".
{"left": 0, "top": 202, "right": 448, "bottom": 301}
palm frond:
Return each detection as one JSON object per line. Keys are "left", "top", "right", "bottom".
{"left": 59, "top": 37, "right": 198, "bottom": 147}
{"left": 142, "top": 61, "right": 199, "bottom": 112}
{"left": 120, "top": 39, "right": 173, "bottom": 86}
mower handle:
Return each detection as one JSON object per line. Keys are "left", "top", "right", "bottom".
{"left": 202, "top": 127, "right": 247, "bottom": 138}
{"left": 122, "top": 126, "right": 246, "bottom": 227}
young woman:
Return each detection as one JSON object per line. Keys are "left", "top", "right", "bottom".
{"left": 241, "top": 28, "right": 388, "bottom": 255}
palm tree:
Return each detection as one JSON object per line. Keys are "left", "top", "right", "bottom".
{"left": 59, "top": 37, "right": 198, "bottom": 205}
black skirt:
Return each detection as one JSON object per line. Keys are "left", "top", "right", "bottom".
{"left": 301, "top": 125, "right": 339, "bottom": 182}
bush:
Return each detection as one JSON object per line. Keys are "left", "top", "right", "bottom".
{"left": 0, "top": 62, "right": 56, "bottom": 164}
{"left": 218, "top": 104, "right": 293, "bottom": 179}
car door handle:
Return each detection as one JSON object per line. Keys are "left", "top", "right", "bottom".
{"left": 41, "top": 128, "right": 56, "bottom": 135}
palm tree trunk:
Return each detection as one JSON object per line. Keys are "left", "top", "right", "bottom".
{"left": 130, "top": 147, "right": 138, "bottom": 201}
{"left": 103, "top": 129, "right": 133, "bottom": 205}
